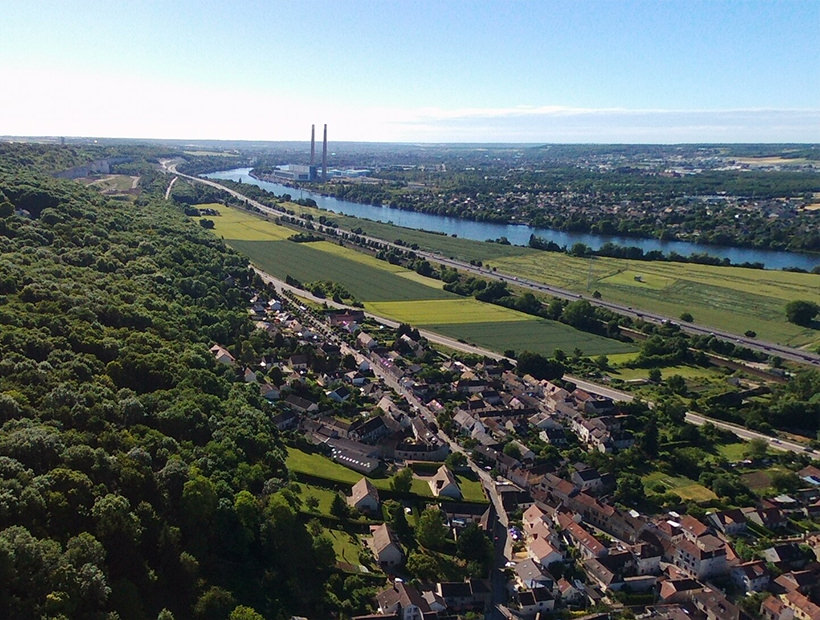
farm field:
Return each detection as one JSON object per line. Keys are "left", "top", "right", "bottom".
{"left": 428, "top": 320, "right": 636, "bottom": 356}
{"left": 198, "top": 204, "right": 635, "bottom": 356}
{"left": 489, "top": 251, "right": 820, "bottom": 348}
{"left": 196, "top": 203, "right": 293, "bottom": 240}
{"left": 230, "top": 239, "right": 456, "bottom": 303}
{"left": 642, "top": 471, "right": 717, "bottom": 502}
{"left": 363, "top": 298, "right": 535, "bottom": 325}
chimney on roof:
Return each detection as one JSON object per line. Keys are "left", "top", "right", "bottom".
{"left": 310, "top": 124, "right": 315, "bottom": 166}
{"left": 322, "top": 124, "right": 328, "bottom": 182}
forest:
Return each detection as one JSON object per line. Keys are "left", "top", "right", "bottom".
{"left": 0, "top": 145, "right": 333, "bottom": 619}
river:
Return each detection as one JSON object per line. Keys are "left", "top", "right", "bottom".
{"left": 204, "top": 168, "right": 819, "bottom": 272}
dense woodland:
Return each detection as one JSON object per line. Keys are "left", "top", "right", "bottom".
{"left": 0, "top": 146, "right": 332, "bottom": 619}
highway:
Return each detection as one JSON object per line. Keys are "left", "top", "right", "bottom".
{"left": 162, "top": 160, "right": 819, "bottom": 371}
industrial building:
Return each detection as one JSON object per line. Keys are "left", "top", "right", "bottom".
{"left": 268, "top": 124, "right": 327, "bottom": 183}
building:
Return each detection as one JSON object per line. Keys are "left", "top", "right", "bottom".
{"left": 348, "top": 477, "right": 380, "bottom": 514}
{"left": 429, "top": 465, "right": 462, "bottom": 499}
{"left": 369, "top": 524, "right": 403, "bottom": 568}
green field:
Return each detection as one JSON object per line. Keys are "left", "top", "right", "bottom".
{"left": 643, "top": 471, "right": 717, "bottom": 502}
{"left": 428, "top": 320, "right": 636, "bottom": 356}
{"left": 197, "top": 203, "right": 294, "bottom": 240}
{"left": 231, "top": 239, "right": 456, "bottom": 303}
{"left": 327, "top": 529, "right": 364, "bottom": 567}
{"left": 217, "top": 195, "right": 819, "bottom": 348}
{"left": 490, "top": 252, "right": 820, "bottom": 348}
{"left": 195, "top": 203, "right": 635, "bottom": 356}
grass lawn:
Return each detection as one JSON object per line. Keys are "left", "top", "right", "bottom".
{"left": 298, "top": 484, "right": 340, "bottom": 515}
{"left": 286, "top": 448, "right": 434, "bottom": 497}
{"left": 610, "top": 363, "right": 720, "bottom": 382}
{"left": 229, "top": 239, "right": 456, "bottom": 302}
{"left": 491, "top": 252, "right": 820, "bottom": 348}
{"left": 429, "top": 320, "right": 636, "bottom": 357}
{"left": 363, "top": 298, "right": 536, "bottom": 325}
{"left": 715, "top": 442, "right": 752, "bottom": 462}
{"left": 643, "top": 471, "right": 717, "bottom": 502}
{"left": 456, "top": 475, "right": 487, "bottom": 503}
{"left": 327, "top": 529, "right": 364, "bottom": 567}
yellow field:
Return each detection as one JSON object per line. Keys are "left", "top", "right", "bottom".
{"left": 364, "top": 298, "right": 537, "bottom": 325}
{"left": 305, "top": 241, "right": 405, "bottom": 272}
{"left": 395, "top": 270, "right": 446, "bottom": 289}
{"left": 196, "top": 204, "right": 293, "bottom": 241}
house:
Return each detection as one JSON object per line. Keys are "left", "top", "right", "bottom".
{"left": 376, "top": 582, "right": 429, "bottom": 620}
{"left": 283, "top": 394, "right": 319, "bottom": 413}
{"left": 288, "top": 354, "right": 310, "bottom": 371}
{"left": 259, "top": 383, "right": 280, "bottom": 402}
{"left": 271, "top": 409, "right": 298, "bottom": 431}
{"left": 515, "top": 587, "right": 555, "bottom": 616}
{"left": 348, "top": 477, "right": 380, "bottom": 514}
{"left": 658, "top": 577, "right": 703, "bottom": 603}
{"left": 327, "top": 385, "right": 352, "bottom": 402}
{"left": 763, "top": 543, "right": 809, "bottom": 571}
{"left": 691, "top": 588, "right": 751, "bottom": 620}
{"left": 557, "top": 513, "right": 608, "bottom": 559}
{"left": 369, "top": 524, "right": 403, "bottom": 568}
{"left": 210, "top": 344, "right": 235, "bottom": 365}
{"left": 350, "top": 416, "right": 391, "bottom": 444}
{"left": 571, "top": 466, "right": 605, "bottom": 494}
{"left": 556, "top": 578, "right": 583, "bottom": 605}
{"left": 707, "top": 509, "right": 748, "bottom": 536}
{"left": 429, "top": 465, "right": 462, "bottom": 499}
{"left": 778, "top": 590, "right": 820, "bottom": 620}
{"left": 436, "top": 579, "right": 491, "bottom": 612}
{"left": 514, "top": 558, "right": 554, "bottom": 590}
{"left": 678, "top": 514, "right": 711, "bottom": 542}
{"left": 528, "top": 535, "right": 563, "bottom": 569}
{"left": 732, "top": 560, "right": 770, "bottom": 593}
{"left": 672, "top": 536, "right": 728, "bottom": 580}
{"left": 357, "top": 332, "right": 377, "bottom": 350}
{"left": 744, "top": 506, "right": 789, "bottom": 530}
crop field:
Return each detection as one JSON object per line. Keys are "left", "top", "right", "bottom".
{"left": 305, "top": 240, "right": 406, "bottom": 272}
{"left": 363, "top": 298, "right": 536, "bottom": 325}
{"left": 197, "top": 203, "right": 294, "bottom": 240}
{"left": 230, "top": 239, "right": 456, "bottom": 302}
{"left": 428, "top": 320, "right": 636, "bottom": 356}
{"left": 490, "top": 252, "right": 820, "bottom": 347}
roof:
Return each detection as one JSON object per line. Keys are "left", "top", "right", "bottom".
{"left": 376, "top": 583, "right": 430, "bottom": 615}
{"left": 514, "top": 558, "right": 550, "bottom": 583}
{"left": 529, "top": 536, "right": 560, "bottom": 562}
{"left": 430, "top": 465, "right": 460, "bottom": 496}
{"left": 371, "top": 523, "right": 400, "bottom": 554}
{"left": 349, "top": 477, "right": 379, "bottom": 505}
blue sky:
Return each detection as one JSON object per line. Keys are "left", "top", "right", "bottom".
{"left": 1, "top": 0, "right": 818, "bottom": 142}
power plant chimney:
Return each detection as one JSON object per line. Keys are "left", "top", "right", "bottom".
{"left": 310, "top": 124, "right": 315, "bottom": 166}
{"left": 322, "top": 124, "right": 328, "bottom": 182}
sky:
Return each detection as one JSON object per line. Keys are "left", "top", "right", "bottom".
{"left": 1, "top": 0, "right": 818, "bottom": 143}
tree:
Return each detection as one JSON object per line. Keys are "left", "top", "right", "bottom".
{"left": 679, "top": 312, "right": 693, "bottom": 322}
{"left": 615, "top": 473, "right": 645, "bottom": 506}
{"left": 383, "top": 500, "right": 412, "bottom": 540}
{"left": 330, "top": 493, "right": 349, "bottom": 519}
{"left": 785, "top": 300, "right": 819, "bottom": 326}
{"left": 503, "top": 442, "right": 522, "bottom": 460}
{"left": 230, "top": 606, "right": 265, "bottom": 620}
{"left": 445, "top": 451, "right": 467, "bottom": 471}
{"left": 416, "top": 506, "right": 448, "bottom": 549}
{"left": 456, "top": 521, "right": 492, "bottom": 564}
{"left": 517, "top": 351, "right": 564, "bottom": 381}
{"left": 648, "top": 368, "right": 662, "bottom": 383}
{"left": 744, "top": 438, "right": 769, "bottom": 460}
{"left": 390, "top": 467, "right": 413, "bottom": 493}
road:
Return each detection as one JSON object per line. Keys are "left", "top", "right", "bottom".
{"left": 161, "top": 160, "right": 819, "bottom": 370}
{"left": 685, "top": 411, "right": 820, "bottom": 459}
{"left": 164, "top": 175, "right": 178, "bottom": 200}
{"left": 163, "top": 164, "right": 820, "bottom": 456}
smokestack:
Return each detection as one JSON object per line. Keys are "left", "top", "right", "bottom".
{"left": 310, "top": 124, "right": 315, "bottom": 166}
{"left": 322, "top": 124, "right": 328, "bottom": 182}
